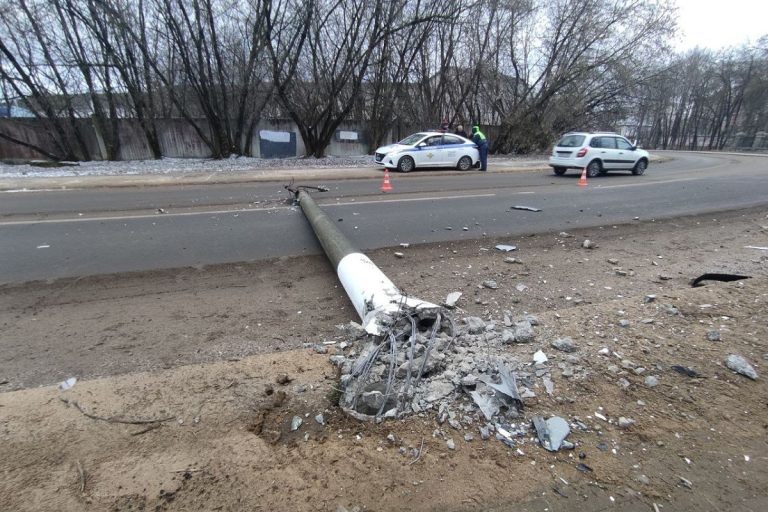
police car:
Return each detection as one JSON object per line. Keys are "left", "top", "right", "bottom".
{"left": 374, "top": 132, "right": 480, "bottom": 172}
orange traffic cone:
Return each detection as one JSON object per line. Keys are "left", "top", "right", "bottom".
{"left": 381, "top": 168, "right": 393, "bottom": 193}
{"left": 577, "top": 167, "right": 588, "bottom": 187}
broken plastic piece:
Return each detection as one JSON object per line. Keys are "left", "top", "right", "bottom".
{"left": 510, "top": 206, "right": 542, "bottom": 212}
{"left": 690, "top": 273, "right": 750, "bottom": 287}
{"left": 58, "top": 377, "right": 77, "bottom": 391}
{"left": 478, "top": 361, "right": 523, "bottom": 409}
{"left": 470, "top": 390, "right": 500, "bottom": 420}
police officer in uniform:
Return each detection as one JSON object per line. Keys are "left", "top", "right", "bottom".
{"left": 471, "top": 125, "right": 488, "bottom": 171}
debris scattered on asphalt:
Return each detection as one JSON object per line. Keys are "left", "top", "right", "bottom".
{"left": 533, "top": 350, "right": 548, "bottom": 364}
{"left": 582, "top": 240, "right": 596, "bottom": 249}
{"left": 290, "top": 416, "right": 303, "bottom": 431}
{"left": 706, "top": 330, "right": 721, "bottom": 341}
{"left": 315, "top": 414, "right": 325, "bottom": 425}
{"left": 743, "top": 245, "right": 768, "bottom": 251}
{"left": 394, "top": 252, "right": 405, "bottom": 258}
{"left": 495, "top": 244, "right": 517, "bottom": 252}
{"left": 550, "top": 336, "right": 577, "bottom": 353}
{"left": 725, "top": 354, "right": 758, "bottom": 380}
{"left": 576, "top": 463, "right": 593, "bottom": 473}
{"left": 510, "top": 206, "right": 542, "bottom": 212}
{"left": 276, "top": 373, "right": 291, "bottom": 385}
{"left": 482, "top": 280, "right": 499, "bottom": 289}
{"left": 618, "top": 417, "right": 636, "bottom": 429}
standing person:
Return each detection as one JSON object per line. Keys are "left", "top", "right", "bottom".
{"left": 455, "top": 124, "right": 468, "bottom": 138}
{"left": 471, "top": 125, "right": 488, "bottom": 171}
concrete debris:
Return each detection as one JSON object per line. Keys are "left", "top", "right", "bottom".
{"left": 504, "top": 257, "right": 521, "bottom": 264}
{"left": 513, "top": 320, "right": 535, "bottom": 343}
{"left": 495, "top": 245, "right": 517, "bottom": 252}
{"left": 542, "top": 376, "right": 554, "bottom": 395}
{"left": 725, "top": 354, "right": 758, "bottom": 380}
{"left": 618, "top": 417, "right": 636, "bottom": 429}
{"left": 607, "top": 258, "right": 619, "bottom": 264}
{"left": 276, "top": 373, "right": 291, "bottom": 385}
{"left": 446, "top": 439, "right": 456, "bottom": 450}
{"left": 291, "top": 416, "right": 303, "bottom": 431}
{"left": 444, "top": 292, "right": 462, "bottom": 308}
{"left": 559, "top": 232, "right": 573, "bottom": 238}
{"left": 644, "top": 294, "right": 657, "bottom": 303}
{"left": 394, "top": 252, "right": 405, "bottom": 258}
{"left": 550, "top": 337, "right": 577, "bottom": 353}
{"left": 464, "top": 316, "right": 486, "bottom": 334}
{"left": 618, "top": 319, "right": 630, "bottom": 328}
{"left": 479, "top": 425, "right": 491, "bottom": 440}
{"left": 482, "top": 280, "right": 499, "bottom": 289}
{"left": 532, "top": 416, "right": 571, "bottom": 452}
{"left": 706, "top": 330, "right": 721, "bottom": 341}
{"left": 582, "top": 240, "right": 595, "bottom": 249}
{"left": 533, "top": 350, "right": 548, "bottom": 364}
{"left": 515, "top": 283, "right": 529, "bottom": 292}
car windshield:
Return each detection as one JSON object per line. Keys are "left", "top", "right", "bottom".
{"left": 557, "top": 134, "right": 586, "bottom": 147}
{"left": 398, "top": 133, "right": 428, "bottom": 146}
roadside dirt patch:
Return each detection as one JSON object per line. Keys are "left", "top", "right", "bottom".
{"left": 1, "top": 207, "right": 767, "bottom": 511}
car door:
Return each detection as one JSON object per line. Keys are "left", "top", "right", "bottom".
{"left": 414, "top": 135, "right": 444, "bottom": 167}
{"left": 595, "top": 136, "right": 619, "bottom": 169}
{"left": 613, "top": 137, "right": 636, "bottom": 169}
{"left": 439, "top": 135, "right": 464, "bottom": 166}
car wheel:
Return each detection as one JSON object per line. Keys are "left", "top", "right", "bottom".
{"left": 553, "top": 167, "right": 567, "bottom": 176}
{"left": 397, "top": 156, "right": 415, "bottom": 173}
{"left": 586, "top": 160, "right": 601, "bottom": 178}
{"left": 632, "top": 159, "right": 647, "bottom": 175}
{"left": 457, "top": 156, "right": 473, "bottom": 171}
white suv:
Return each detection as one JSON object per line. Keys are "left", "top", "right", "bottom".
{"left": 548, "top": 132, "right": 649, "bottom": 177}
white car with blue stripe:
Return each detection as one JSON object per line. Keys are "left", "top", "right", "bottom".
{"left": 374, "top": 132, "right": 480, "bottom": 172}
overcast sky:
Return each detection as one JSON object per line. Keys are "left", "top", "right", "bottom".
{"left": 675, "top": 0, "right": 768, "bottom": 50}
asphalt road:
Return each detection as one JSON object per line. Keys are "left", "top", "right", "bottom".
{"left": 1, "top": 151, "right": 766, "bottom": 284}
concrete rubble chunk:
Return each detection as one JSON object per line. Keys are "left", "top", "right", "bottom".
{"left": 644, "top": 375, "right": 659, "bottom": 387}
{"left": 513, "top": 320, "right": 535, "bottom": 343}
{"left": 501, "top": 329, "right": 516, "bottom": 344}
{"left": 483, "top": 280, "right": 499, "bottom": 289}
{"left": 315, "top": 414, "right": 325, "bottom": 425}
{"left": 291, "top": 416, "right": 303, "bottom": 431}
{"left": 470, "top": 390, "right": 500, "bottom": 420}
{"left": 532, "top": 416, "right": 571, "bottom": 452}
{"left": 533, "top": 350, "right": 548, "bottom": 364}
{"left": 444, "top": 291, "right": 462, "bottom": 308}
{"left": 479, "top": 425, "right": 491, "bottom": 440}
{"left": 725, "top": 354, "right": 758, "bottom": 380}
{"left": 619, "top": 319, "right": 630, "bottom": 328}
{"left": 464, "top": 316, "right": 486, "bottom": 334}
{"left": 582, "top": 239, "right": 595, "bottom": 249}
{"left": 706, "top": 330, "right": 721, "bottom": 341}
{"left": 551, "top": 336, "right": 577, "bottom": 353}
{"left": 446, "top": 439, "right": 456, "bottom": 450}
{"left": 618, "top": 417, "right": 635, "bottom": 429}
{"left": 425, "top": 380, "right": 455, "bottom": 402}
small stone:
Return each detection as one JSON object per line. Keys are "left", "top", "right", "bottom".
{"left": 551, "top": 336, "right": 576, "bottom": 353}
{"left": 634, "top": 474, "right": 651, "bottom": 485}
{"left": 462, "top": 226, "right": 469, "bottom": 231}
{"left": 276, "top": 373, "right": 291, "bottom": 385}
{"left": 460, "top": 375, "right": 478, "bottom": 387}
{"left": 446, "top": 439, "right": 456, "bottom": 450}
{"left": 483, "top": 280, "right": 499, "bottom": 289}
{"left": 515, "top": 283, "right": 528, "bottom": 292}
{"left": 464, "top": 434, "right": 474, "bottom": 442}
{"left": 644, "top": 295, "right": 657, "bottom": 303}
{"left": 394, "top": 252, "right": 405, "bottom": 258}
{"left": 607, "top": 258, "right": 619, "bottom": 264}
{"left": 615, "top": 269, "right": 628, "bottom": 277}
{"left": 387, "top": 433, "right": 396, "bottom": 443}
{"left": 664, "top": 305, "right": 680, "bottom": 316}
{"left": 582, "top": 240, "right": 595, "bottom": 249}
{"left": 504, "top": 257, "right": 522, "bottom": 264}
{"left": 513, "top": 320, "right": 535, "bottom": 343}
{"left": 291, "top": 416, "right": 303, "bottom": 431}
{"left": 618, "top": 319, "right": 630, "bottom": 328}
{"left": 445, "top": 291, "right": 462, "bottom": 308}
{"left": 658, "top": 274, "right": 673, "bottom": 280}
{"left": 313, "top": 344, "right": 328, "bottom": 354}
{"left": 315, "top": 414, "right": 325, "bottom": 425}
{"left": 524, "top": 314, "right": 540, "bottom": 326}
{"left": 464, "top": 317, "right": 486, "bottom": 334}
{"left": 706, "top": 330, "right": 721, "bottom": 342}
{"left": 479, "top": 426, "right": 491, "bottom": 440}
{"left": 634, "top": 367, "right": 646, "bottom": 375}
{"left": 618, "top": 417, "right": 635, "bottom": 429}
{"left": 644, "top": 375, "right": 659, "bottom": 387}
{"left": 641, "top": 318, "right": 655, "bottom": 324}
{"left": 679, "top": 476, "right": 693, "bottom": 489}
{"left": 618, "top": 378, "right": 631, "bottom": 389}
{"left": 725, "top": 354, "right": 758, "bottom": 380}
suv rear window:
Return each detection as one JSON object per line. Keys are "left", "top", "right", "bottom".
{"left": 557, "top": 135, "right": 585, "bottom": 147}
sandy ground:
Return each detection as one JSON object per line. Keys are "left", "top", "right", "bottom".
{"left": 1, "top": 207, "right": 768, "bottom": 511}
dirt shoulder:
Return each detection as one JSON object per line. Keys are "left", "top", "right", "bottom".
{"left": 1, "top": 207, "right": 767, "bottom": 511}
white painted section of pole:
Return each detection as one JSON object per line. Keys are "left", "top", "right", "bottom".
{"left": 337, "top": 252, "right": 440, "bottom": 335}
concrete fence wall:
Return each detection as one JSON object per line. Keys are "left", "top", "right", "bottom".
{"left": 0, "top": 117, "right": 395, "bottom": 161}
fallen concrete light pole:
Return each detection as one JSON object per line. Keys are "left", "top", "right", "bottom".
{"left": 290, "top": 186, "right": 440, "bottom": 336}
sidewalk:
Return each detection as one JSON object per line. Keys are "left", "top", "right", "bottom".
{"left": 0, "top": 154, "right": 668, "bottom": 191}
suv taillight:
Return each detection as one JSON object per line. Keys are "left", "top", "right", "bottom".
{"left": 576, "top": 147, "right": 588, "bottom": 158}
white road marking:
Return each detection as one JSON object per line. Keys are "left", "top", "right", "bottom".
{"left": 329, "top": 193, "right": 495, "bottom": 207}
{"left": 0, "top": 192, "right": 496, "bottom": 226}
{"left": 592, "top": 177, "right": 700, "bottom": 189}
